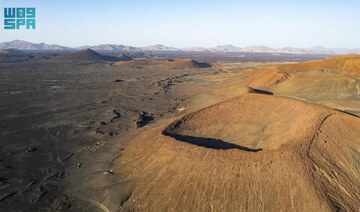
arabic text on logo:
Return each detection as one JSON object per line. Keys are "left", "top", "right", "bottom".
{"left": 4, "top": 8, "right": 36, "bottom": 30}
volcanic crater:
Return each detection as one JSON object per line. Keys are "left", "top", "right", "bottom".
{"left": 163, "top": 93, "right": 322, "bottom": 151}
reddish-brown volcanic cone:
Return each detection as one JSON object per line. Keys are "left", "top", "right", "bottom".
{"left": 116, "top": 94, "right": 360, "bottom": 211}
{"left": 214, "top": 54, "right": 360, "bottom": 115}
{"left": 278, "top": 54, "right": 360, "bottom": 78}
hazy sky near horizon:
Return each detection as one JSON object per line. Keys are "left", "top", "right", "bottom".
{"left": 1, "top": 0, "right": 360, "bottom": 48}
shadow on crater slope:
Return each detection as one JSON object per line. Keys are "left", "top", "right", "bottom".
{"left": 162, "top": 131, "right": 263, "bottom": 152}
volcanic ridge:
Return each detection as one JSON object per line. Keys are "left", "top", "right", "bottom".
{"left": 114, "top": 58, "right": 211, "bottom": 68}
{"left": 54, "top": 49, "right": 132, "bottom": 62}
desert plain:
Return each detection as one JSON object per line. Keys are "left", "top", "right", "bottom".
{"left": 0, "top": 49, "right": 359, "bottom": 211}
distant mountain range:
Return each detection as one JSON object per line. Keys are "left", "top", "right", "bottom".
{"left": 1, "top": 40, "right": 360, "bottom": 55}
{"left": 0, "top": 40, "right": 72, "bottom": 51}
{"left": 77, "top": 44, "right": 141, "bottom": 52}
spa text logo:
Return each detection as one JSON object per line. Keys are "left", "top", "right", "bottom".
{"left": 4, "top": 8, "right": 36, "bottom": 29}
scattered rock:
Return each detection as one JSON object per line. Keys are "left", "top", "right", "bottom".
{"left": 107, "top": 132, "right": 118, "bottom": 137}
{"left": 26, "top": 147, "right": 38, "bottom": 153}
{"left": 73, "top": 163, "right": 82, "bottom": 168}
{"left": 103, "top": 170, "right": 115, "bottom": 175}
{"left": 77, "top": 141, "right": 106, "bottom": 156}
{"left": 112, "top": 109, "right": 121, "bottom": 119}
{"left": 44, "top": 172, "right": 66, "bottom": 181}
{"left": 134, "top": 112, "right": 154, "bottom": 128}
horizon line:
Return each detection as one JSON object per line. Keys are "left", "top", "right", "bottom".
{"left": 0, "top": 39, "right": 360, "bottom": 50}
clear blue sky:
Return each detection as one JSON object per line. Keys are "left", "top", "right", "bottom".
{"left": 1, "top": 0, "right": 360, "bottom": 48}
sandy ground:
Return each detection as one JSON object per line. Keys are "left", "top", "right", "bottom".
{"left": 0, "top": 53, "right": 337, "bottom": 211}
{"left": 115, "top": 55, "right": 360, "bottom": 211}
{"left": 0, "top": 60, "right": 228, "bottom": 211}
{"left": 116, "top": 94, "right": 360, "bottom": 211}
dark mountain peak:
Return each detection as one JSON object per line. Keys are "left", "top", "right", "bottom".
{"left": 55, "top": 49, "right": 132, "bottom": 62}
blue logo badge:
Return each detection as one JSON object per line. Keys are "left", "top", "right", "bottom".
{"left": 4, "top": 8, "right": 36, "bottom": 29}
